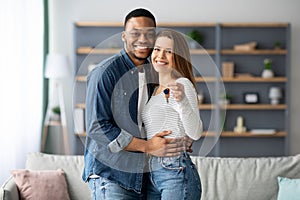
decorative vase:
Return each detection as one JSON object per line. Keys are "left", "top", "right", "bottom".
{"left": 219, "top": 99, "right": 230, "bottom": 105}
{"left": 189, "top": 40, "right": 199, "bottom": 49}
{"left": 262, "top": 69, "right": 274, "bottom": 78}
{"left": 51, "top": 113, "right": 61, "bottom": 121}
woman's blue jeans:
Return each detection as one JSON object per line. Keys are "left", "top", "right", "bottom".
{"left": 88, "top": 176, "right": 145, "bottom": 200}
{"left": 147, "top": 153, "right": 202, "bottom": 200}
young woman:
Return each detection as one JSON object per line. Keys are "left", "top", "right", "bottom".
{"left": 142, "top": 29, "right": 203, "bottom": 200}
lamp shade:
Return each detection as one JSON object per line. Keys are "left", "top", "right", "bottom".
{"left": 45, "top": 54, "right": 71, "bottom": 78}
{"left": 269, "top": 87, "right": 282, "bottom": 99}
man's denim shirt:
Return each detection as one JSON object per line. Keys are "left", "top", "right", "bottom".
{"left": 82, "top": 49, "right": 152, "bottom": 193}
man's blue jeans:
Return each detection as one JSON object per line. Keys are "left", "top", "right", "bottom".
{"left": 147, "top": 153, "right": 202, "bottom": 200}
{"left": 88, "top": 176, "right": 145, "bottom": 200}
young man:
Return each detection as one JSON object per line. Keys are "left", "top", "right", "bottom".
{"left": 82, "top": 8, "right": 191, "bottom": 199}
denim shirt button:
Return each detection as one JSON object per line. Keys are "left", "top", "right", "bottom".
{"left": 124, "top": 92, "right": 127, "bottom": 95}
{"left": 131, "top": 70, "right": 134, "bottom": 74}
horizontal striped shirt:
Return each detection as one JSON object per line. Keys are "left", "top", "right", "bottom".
{"left": 142, "top": 77, "right": 202, "bottom": 140}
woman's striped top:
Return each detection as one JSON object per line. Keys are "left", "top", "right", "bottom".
{"left": 141, "top": 77, "right": 202, "bottom": 141}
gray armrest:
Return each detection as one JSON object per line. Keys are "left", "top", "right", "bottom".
{"left": 0, "top": 176, "right": 19, "bottom": 200}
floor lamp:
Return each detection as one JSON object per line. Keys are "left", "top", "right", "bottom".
{"left": 41, "top": 54, "right": 71, "bottom": 154}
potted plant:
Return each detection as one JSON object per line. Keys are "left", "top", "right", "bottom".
{"left": 51, "top": 106, "right": 61, "bottom": 121}
{"left": 186, "top": 30, "right": 203, "bottom": 49}
{"left": 274, "top": 41, "right": 281, "bottom": 50}
{"left": 219, "top": 93, "right": 232, "bottom": 105}
{"left": 262, "top": 58, "right": 274, "bottom": 78}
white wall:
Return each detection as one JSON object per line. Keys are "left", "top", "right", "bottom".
{"left": 49, "top": 0, "right": 300, "bottom": 155}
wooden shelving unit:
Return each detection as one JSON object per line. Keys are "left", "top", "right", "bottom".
{"left": 74, "top": 21, "right": 290, "bottom": 157}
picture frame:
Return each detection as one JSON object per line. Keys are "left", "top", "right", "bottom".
{"left": 243, "top": 92, "right": 259, "bottom": 104}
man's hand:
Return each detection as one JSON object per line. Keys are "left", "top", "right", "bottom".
{"left": 146, "top": 131, "right": 194, "bottom": 157}
{"left": 124, "top": 131, "right": 194, "bottom": 156}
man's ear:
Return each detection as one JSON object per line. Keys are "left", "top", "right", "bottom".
{"left": 121, "top": 31, "right": 126, "bottom": 42}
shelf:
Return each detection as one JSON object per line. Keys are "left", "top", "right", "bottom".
{"left": 224, "top": 104, "right": 286, "bottom": 110}
{"left": 75, "top": 132, "right": 87, "bottom": 137}
{"left": 198, "top": 104, "right": 214, "bottom": 110}
{"left": 76, "top": 103, "right": 286, "bottom": 110}
{"left": 221, "top": 49, "right": 287, "bottom": 55}
{"left": 221, "top": 131, "right": 286, "bottom": 137}
{"left": 45, "top": 120, "right": 62, "bottom": 126}
{"left": 75, "top": 21, "right": 123, "bottom": 27}
{"left": 195, "top": 76, "right": 287, "bottom": 82}
{"left": 77, "top": 47, "right": 216, "bottom": 55}
{"left": 77, "top": 47, "right": 120, "bottom": 54}
{"left": 75, "top": 131, "right": 211, "bottom": 138}
{"left": 75, "top": 21, "right": 216, "bottom": 27}
{"left": 222, "top": 77, "right": 287, "bottom": 82}
{"left": 77, "top": 76, "right": 287, "bottom": 83}
{"left": 220, "top": 22, "right": 289, "bottom": 28}
{"left": 190, "top": 49, "right": 216, "bottom": 55}
{"left": 76, "top": 76, "right": 87, "bottom": 82}
{"left": 158, "top": 22, "right": 216, "bottom": 27}
{"left": 204, "top": 131, "right": 286, "bottom": 137}
{"left": 199, "top": 104, "right": 286, "bottom": 110}
{"left": 76, "top": 103, "right": 86, "bottom": 109}
{"left": 75, "top": 22, "right": 289, "bottom": 28}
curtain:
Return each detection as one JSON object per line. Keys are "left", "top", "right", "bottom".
{"left": 0, "top": 0, "right": 44, "bottom": 183}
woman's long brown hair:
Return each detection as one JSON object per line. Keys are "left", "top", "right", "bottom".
{"left": 151, "top": 29, "right": 197, "bottom": 90}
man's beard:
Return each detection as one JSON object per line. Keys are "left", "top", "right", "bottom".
{"left": 133, "top": 53, "right": 148, "bottom": 61}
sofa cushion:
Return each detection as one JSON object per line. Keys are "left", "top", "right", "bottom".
{"left": 277, "top": 176, "right": 300, "bottom": 200}
{"left": 25, "top": 152, "right": 90, "bottom": 200}
{"left": 11, "top": 169, "right": 70, "bottom": 200}
{"left": 191, "top": 155, "right": 300, "bottom": 200}
{"left": 0, "top": 176, "right": 19, "bottom": 200}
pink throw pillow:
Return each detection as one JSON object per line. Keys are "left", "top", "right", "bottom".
{"left": 11, "top": 169, "right": 70, "bottom": 200}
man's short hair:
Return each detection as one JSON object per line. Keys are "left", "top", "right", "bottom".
{"left": 124, "top": 8, "right": 156, "bottom": 28}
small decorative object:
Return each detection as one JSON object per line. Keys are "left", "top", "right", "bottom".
{"left": 222, "top": 62, "right": 234, "bottom": 77}
{"left": 186, "top": 30, "right": 203, "bottom": 49}
{"left": 234, "top": 41, "right": 257, "bottom": 51}
{"left": 274, "top": 41, "right": 281, "bottom": 50}
{"left": 219, "top": 93, "right": 232, "bottom": 105}
{"left": 197, "top": 91, "right": 204, "bottom": 104}
{"left": 262, "top": 58, "right": 274, "bottom": 78}
{"left": 244, "top": 92, "right": 259, "bottom": 104}
{"left": 234, "top": 116, "right": 247, "bottom": 133}
{"left": 51, "top": 106, "right": 61, "bottom": 120}
{"left": 250, "top": 129, "right": 276, "bottom": 134}
{"left": 269, "top": 87, "right": 282, "bottom": 105}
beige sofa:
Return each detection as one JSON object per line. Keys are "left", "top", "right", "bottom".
{"left": 1, "top": 152, "right": 300, "bottom": 200}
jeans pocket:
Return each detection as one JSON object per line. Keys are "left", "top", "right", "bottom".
{"left": 160, "top": 156, "right": 183, "bottom": 170}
